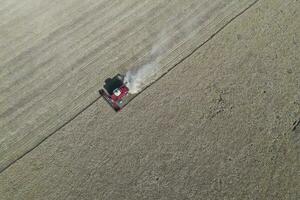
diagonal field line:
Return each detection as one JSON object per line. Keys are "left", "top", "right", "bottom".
{"left": 120, "top": 0, "right": 260, "bottom": 110}
{"left": 0, "top": 0, "right": 259, "bottom": 174}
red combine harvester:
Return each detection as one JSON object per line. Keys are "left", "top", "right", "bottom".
{"left": 99, "top": 74, "right": 129, "bottom": 112}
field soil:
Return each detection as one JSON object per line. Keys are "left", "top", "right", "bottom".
{"left": 0, "top": 0, "right": 299, "bottom": 199}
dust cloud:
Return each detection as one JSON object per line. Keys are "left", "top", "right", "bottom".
{"left": 124, "top": 12, "right": 201, "bottom": 94}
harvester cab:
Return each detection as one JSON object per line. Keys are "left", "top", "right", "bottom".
{"left": 99, "top": 74, "right": 129, "bottom": 112}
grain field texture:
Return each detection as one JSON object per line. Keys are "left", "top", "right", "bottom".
{"left": 0, "top": 0, "right": 299, "bottom": 199}
{"left": 0, "top": 0, "right": 257, "bottom": 171}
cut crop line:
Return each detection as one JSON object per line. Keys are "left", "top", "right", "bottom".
{"left": 0, "top": 97, "right": 100, "bottom": 173}
{"left": 121, "top": 0, "right": 260, "bottom": 110}
{"left": 0, "top": 0, "right": 259, "bottom": 174}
